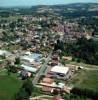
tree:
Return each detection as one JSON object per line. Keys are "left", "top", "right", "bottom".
{"left": 54, "top": 39, "right": 64, "bottom": 51}
{"left": 15, "top": 88, "right": 29, "bottom": 100}
{"left": 6, "top": 65, "right": 11, "bottom": 75}
{"left": 53, "top": 89, "right": 59, "bottom": 95}
{"left": 15, "top": 79, "right": 33, "bottom": 100}
{"left": 6, "top": 64, "right": 17, "bottom": 74}
{"left": 2, "top": 53, "right": 6, "bottom": 59}
{"left": 17, "top": 18, "right": 23, "bottom": 22}
{"left": 71, "top": 87, "right": 98, "bottom": 99}
{"left": 22, "top": 79, "right": 33, "bottom": 96}
{"left": 61, "top": 59, "right": 66, "bottom": 65}
{"left": 15, "top": 57, "right": 20, "bottom": 65}
{"left": 6, "top": 60, "right": 11, "bottom": 75}
{"left": 9, "top": 22, "right": 16, "bottom": 29}
{"left": 63, "top": 37, "right": 98, "bottom": 65}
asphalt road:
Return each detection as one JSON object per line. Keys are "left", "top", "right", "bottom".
{"left": 32, "top": 50, "right": 53, "bottom": 85}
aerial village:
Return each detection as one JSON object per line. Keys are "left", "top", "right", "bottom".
{"left": 0, "top": 13, "right": 98, "bottom": 100}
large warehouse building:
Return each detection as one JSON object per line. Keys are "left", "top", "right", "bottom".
{"left": 49, "top": 65, "right": 69, "bottom": 78}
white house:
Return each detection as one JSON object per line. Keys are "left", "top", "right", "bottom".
{"left": 0, "top": 50, "right": 12, "bottom": 57}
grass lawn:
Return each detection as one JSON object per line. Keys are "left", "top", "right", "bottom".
{"left": 0, "top": 74, "right": 22, "bottom": 100}
{"left": 68, "top": 70, "right": 98, "bottom": 90}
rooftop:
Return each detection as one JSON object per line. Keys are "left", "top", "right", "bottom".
{"left": 0, "top": 50, "right": 12, "bottom": 57}
{"left": 21, "top": 53, "right": 42, "bottom": 62}
{"left": 51, "top": 65, "right": 69, "bottom": 75}
{"left": 42, "top": 77, "right": 54, "bottom": 84}
{"left": 21, "top": 64, "right": 37, "bottom": 73}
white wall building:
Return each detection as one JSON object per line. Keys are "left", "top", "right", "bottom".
{"left": 21, "top": 64, "right": 37, "bottom": 73}
{"left": 50, "top": 65, "right": 69, "bottom": 78}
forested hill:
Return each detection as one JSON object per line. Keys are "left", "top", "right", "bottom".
{"left": 0, "top": 3, "right": 98, "bottom": 17}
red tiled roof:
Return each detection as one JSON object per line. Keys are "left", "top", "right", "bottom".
{"left": 42, "top": 86, "right": 52, "bottom": 92}
{"left": 51, "top": 60, "right": 58, "bottom": 64}
{"left": 52, "top": 96, "right": 62, "bottom": 100}
{"left": 42, "top": 77, "right": 54, "bottom": 84}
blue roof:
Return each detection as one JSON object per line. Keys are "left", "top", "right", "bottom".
{"left": 27, "top": 53, "right": 42, "bottom": 61}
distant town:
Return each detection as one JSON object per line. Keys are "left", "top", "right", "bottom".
{"left": 0, "top": 3, "right": 98, "bottom": 100}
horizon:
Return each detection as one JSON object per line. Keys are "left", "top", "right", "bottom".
{"left": 0, "top": 0, "right": 98, "bottom": 7}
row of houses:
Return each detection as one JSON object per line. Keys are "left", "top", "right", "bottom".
{"left": 36, "top": 52, "right": 74, "bottom": 95}
{"left": 0, "top": 49, "right": 43, "bottom": 77}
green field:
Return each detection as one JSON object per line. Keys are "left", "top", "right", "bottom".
{"left": 0, "top": 16, "right": 22, "bottom": 21}
{"left": 68, "top": 70, "right": 98, "bottom": 90}
{"left": 0, "top": 74, "right": 22, "bottom": 100}
{"left": 69, "top": 61, "right": 98, "bottom": 69}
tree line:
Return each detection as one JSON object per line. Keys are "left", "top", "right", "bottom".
{"left": 71, "top": 87, "right": 98, "bottom": 100}
{"left": 54, "top": 37, "right": 98, "bottom": 65}
{"left": 67, "top": 37, "right": 98, "bottom": 65}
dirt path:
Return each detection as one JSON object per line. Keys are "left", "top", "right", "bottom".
{"left": 30, "top": 95, "right": 53, "bottom": 100}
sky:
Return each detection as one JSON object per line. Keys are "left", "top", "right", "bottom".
{"left": 0, "top": 0, "right": 98, "bottom": 7}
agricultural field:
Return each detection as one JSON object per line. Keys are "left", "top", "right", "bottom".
{"left": 0, "top": 72, "right": 22, "bottom": 100}
{"left": 0, "top": 16, "right": 22, "bottom": 21}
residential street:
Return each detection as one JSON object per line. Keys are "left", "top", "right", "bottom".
{"left": 32, "top": 50, "right": 53, "bottom": 85}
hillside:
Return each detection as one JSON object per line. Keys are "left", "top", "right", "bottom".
{"left": 0, "top": 3, "right": 98, "bottom": 17}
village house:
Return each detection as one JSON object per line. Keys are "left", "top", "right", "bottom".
{"left": 0, "top": 50, "right": 12, "bottom": 58}
{"left": 52, "top": 95, "right": 63, "bottom": 100}
{"left": 51, "top": 54, "right": 59, "bottom": 66}
{"left": 62, "top": 56, "right": 72, "bottom": 61}
{"left": 41, "top": 77, "right": 54, "bottom": 84}
{"left": 42, "top": 86, "right": 54, "bottom": 94}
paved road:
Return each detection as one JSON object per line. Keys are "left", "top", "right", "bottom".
{"left": 30, "top": 95, "right": 53, "bottom": 100}
{"left": 32, "top": 51, "right": 53, "bottom": 85}
{"left": 83, "top": 67, "right": 98, "bottom": 71}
